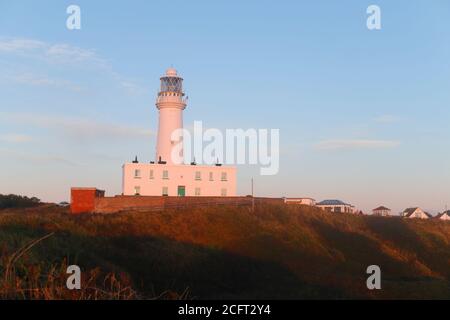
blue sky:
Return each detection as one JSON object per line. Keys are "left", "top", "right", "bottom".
{"left": 0, "top": 0, "right": 449, "bottom": 214}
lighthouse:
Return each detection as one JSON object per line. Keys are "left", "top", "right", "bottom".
{"left": 122, "top": 67, "right": 236, "bottom": 197}
{"left": 155, "top": 68, "right": 187, "bottom": 165}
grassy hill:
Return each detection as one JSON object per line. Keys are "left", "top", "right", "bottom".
{"left": 1, "top": 203, "right": 449, "bottom": 299}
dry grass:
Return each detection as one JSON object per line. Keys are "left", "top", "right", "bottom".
{"left": 0, "top": 231, "right": 138, "bottom": 300}
{"left": 1, "top": 203, "right": 449, "bottom": 299}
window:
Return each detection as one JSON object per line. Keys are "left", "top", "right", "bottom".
{"left": 162, "top": 186, "right": 168, "bottom": 196}
{"left": 209, "top": 172, "right": 214, "bottom": 181}
{"left": 334, "top": 207, "right": 342, "bottom": 213}
{"left": 149, "top": 170, "right": 154, "bottom": 179}
{"left": 195, "top": 187, "right": 201, "bottom": 196}
{"left": 134, "top": 186, "right": 140, "bottom": 195}
{"left": 221, "top": 172, "right": 227, "bottom": 181}
{"left": 162, "top": 170, "right": 169, "bottom": 179}
{"left": 195, "top": 171, "right": 201, "bottom": 181}
{"left": 221, "top": 188, "right": 227, "bottom": 196}
{"left": 134, "top": 169, "right": 141, "bottom": 178}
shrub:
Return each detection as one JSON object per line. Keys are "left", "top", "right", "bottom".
{"left": 0, "top": 194, "right": 41, "bottom": 209}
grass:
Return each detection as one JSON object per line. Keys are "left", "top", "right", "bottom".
{"left": 0, "top": 203, "right": 449, "bottom": 299}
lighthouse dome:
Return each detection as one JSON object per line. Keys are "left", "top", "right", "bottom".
{"left": 166, "top": 67, "right": 177, "bottom": 77}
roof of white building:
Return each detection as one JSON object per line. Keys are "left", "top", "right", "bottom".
{"left": 436, "top": 211, "right": 450, "bottom": 219}
{"left": 403, "top": 207, "right": 433, "bottom": 218}
{"left": 317, "top": 199, "right": 350, "bottom": 206}
{"left": 373, "top": 206, "right": 390, "bottom": 211}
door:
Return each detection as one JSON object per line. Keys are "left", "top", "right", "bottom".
{"left": 177, "top": 186, "right": 185, "bottom": 197}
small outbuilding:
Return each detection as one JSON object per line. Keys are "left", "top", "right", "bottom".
{"left": 283, "top": 197, "right": 316, "bottom": 206}
{"left": 316, "top": 199, "right": 355, "bottom": 214}
{"left": 372, "top": 206, "right": 391, "bottom": 217}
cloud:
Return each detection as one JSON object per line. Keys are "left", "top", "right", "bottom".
{"left": 1, "top": 112, "right": 153, "bottom": 142}
{"left": 374, "top": 115, "right": 399, "bottom": 123}
{"left": 0, "top": 37, "right": 104, "bottom": 66}
{"left": 0, "top": 38, "right": 45, "bottom": 53}
{"left": 6, "top": 72, "right": 83, "bottom": 92}
{"left": 45, "top": 43, "right": 105, "bottom": 66}
{"left": 0, "top": 36, "right": 145, "bottom": 94}
{"left": 0, "top": 133, "right": 33, "bottom": 143}
{"left": 0, "top": 148, "right": 82, "bottom": 166}
{"left": 117, "top": 79, "right": 147, "bottom": 95}
{"left": 314, "top": 139, "right": 400, "bottom": 151}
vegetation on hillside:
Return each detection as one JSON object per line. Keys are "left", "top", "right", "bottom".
{"left": 0, "top": 194, "right": 41, "bottom": 209}
{"left": 0, "top": 203, "right": 449, "bottom": 299}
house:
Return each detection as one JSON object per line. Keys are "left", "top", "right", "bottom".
{"left": 372, "top": 206, "right": 391, "bottom": 217}
{"left": 283, "top": 197, "right": 316, "bottom": 206}
{"left": 123, "top": 162, "right": 236, "bottom": 197}
{"left": 401, "top": 207, "right": 432, "bottom": 219}
{"left": 436, "top": 210, "right": 450, "bottom": 221}
{"left": 316, "top": 199, "right": 355, "bottom": 214}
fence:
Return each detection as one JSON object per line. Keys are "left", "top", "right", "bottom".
{"left": 93, "top": 196, "right": 283, "bottom": 214}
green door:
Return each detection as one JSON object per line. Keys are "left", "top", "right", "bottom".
{"left": 177, "top": 186, "right": 185, "bottom": 197}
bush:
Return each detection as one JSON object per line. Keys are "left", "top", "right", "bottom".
{"left": 0, "top": 194, "right": 41, "bottom": 209}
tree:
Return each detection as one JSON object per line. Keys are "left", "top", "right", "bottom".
{"left": 0, "top": 194, "right": 41, "bottom": 209}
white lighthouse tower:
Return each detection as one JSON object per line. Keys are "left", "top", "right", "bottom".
{"left": 122, "top": 67, "right": 236, "bottom": 197}
{"left": 155, "top": 68, "right": 187, "bottom": 165}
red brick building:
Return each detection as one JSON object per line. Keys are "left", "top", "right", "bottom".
{"left": 70, "top": 188, "right": 105, "bottom": 214}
